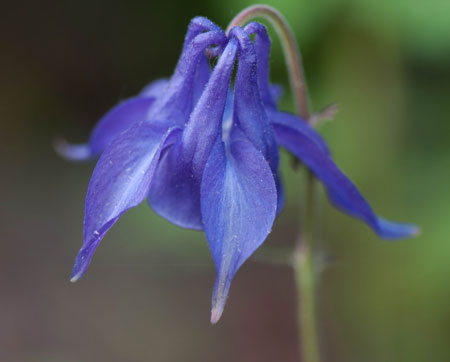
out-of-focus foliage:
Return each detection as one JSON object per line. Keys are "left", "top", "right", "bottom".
{"left": 1, "top": 0, "right": 449, "bottom": 361}
{"left": 218, "top": 0, "right": 450, "bottom": 56}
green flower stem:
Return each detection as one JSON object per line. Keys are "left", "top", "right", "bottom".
{"left": 294, "top": 171, "right": 320, "bottom": 362}
{"left": 227, "top": 5, "right": 320, "bottom": 362}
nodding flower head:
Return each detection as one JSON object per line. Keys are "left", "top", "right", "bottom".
{"left": 58, "top": 16, "right": 419, "bottom": 323}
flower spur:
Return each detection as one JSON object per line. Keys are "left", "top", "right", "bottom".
{"left": 59, "top": 17, "right": 419, "bottom": 323}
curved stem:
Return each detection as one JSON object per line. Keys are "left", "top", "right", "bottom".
{"left": 226, "top": 5, "right": 310, "bottom": 120}
{"left": 227, "top": 6, "right": 320, "bottom": 362}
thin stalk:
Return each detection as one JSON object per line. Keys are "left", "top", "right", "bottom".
{"left": 294, "top": 172, "right": 320, "bottom": 362}
{"left": 227, "top": 6, "right": 320, "bottom": 362}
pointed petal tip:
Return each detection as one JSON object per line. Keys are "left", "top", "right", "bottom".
{"left": 54, "top": 137, "right": 92, "bottom": 162}
{"left": 70, "top": 247, "right": 92, "bottom": 284}
{"left": 69, "top": 275, "right": 80, "bottom": 283}
{"left": 70, "top": 262, "right": 87, "bottom": 282}
{"left": 210, "top": 280, "right": 230, "bottom": 325}
{"left": 210, "top": 306, "right": 224, "bottom": 325}
{"left": 411, "top": 225, "right": 422, "bottom": 237}
{"left": 377, "top": 218, "right": 421, "bottom": 240}
{"left": 70, "top": 268, "right": 83, "bottom": 283}
{"left": 393, "top": 224, "right": 421, "bottom": 240}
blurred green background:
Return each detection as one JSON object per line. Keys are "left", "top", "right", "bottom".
{"left": 1, "top": 0, "right": 449, "bottom": 361}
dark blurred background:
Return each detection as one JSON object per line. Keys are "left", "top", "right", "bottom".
{"left": 1, "top": 0, "right": 449, "bottom": 361}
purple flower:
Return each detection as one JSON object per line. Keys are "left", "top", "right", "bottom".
{"left": 59, "top": 17, "right": 418, "bottom": 323}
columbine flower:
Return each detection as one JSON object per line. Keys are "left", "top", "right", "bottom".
{"left": 59, "top": 17, "right": 418, "bottom": 323}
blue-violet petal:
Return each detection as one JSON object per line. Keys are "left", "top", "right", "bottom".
{"left": 71, "top": 122, "right": 181, "bottom": 282}
{"left": 274, "top": 122, "right": 419, "bottom": 239}
{"left": 229, "top": 26, "right": 279, "bottom": 174}
{"left": 201, "top": 137, "right": 277, "bottom": 323}
{"left": 57, "top": 97, "right": 156, "bottom": 161}
{"left": 147, "top": 39, "right": 238, "bottom": 229}
{"left": 147, "top": 30, "right": 226, "bottom": 126}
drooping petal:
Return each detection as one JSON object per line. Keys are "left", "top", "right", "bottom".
{"left": 182, "top": 40, "right": 239, "bottom": 172}
{"left": 268, "top": 109, "right": 330, "bottom": 155}
{"left": 201, "top": 136, "right": 277, "bottom": 323}
{"left": 148, "top": 39, "right": 238, "bottom": 229}
{"left": 274, "top": 122, "right": 419, "bottom": 239}
{"left": 326, "top": 191, "right": 419, "bottom": 238}
{"left": 243, "top": 23, "right": 285, "bottom": 110}
{"left": 228, "top": 26, "right": 283, "bottom": 212}
{"left": 374, "top": 218, "right": 420, "bottom": 239}
{"left": 70, "top": 122, "right": 182, "bottom": 282}
{"left": 57, "top": 97, "right": 156, "bottom": 161}
{"left": 229, "top": 26, "right": 279, "bottom": 173}
{"left": 243, "top": 22, "right": 277, "bottom": 109}
{"left": 147, "top": 30, "right": 227, "bottom": 126}
{"left": 242, "top": 21, "right": 329, "bottom": 157}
